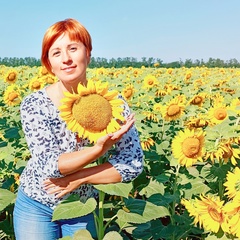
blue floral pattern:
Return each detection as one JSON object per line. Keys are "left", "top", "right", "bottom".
{"left": 19, "top": 87, "right": 143, "bottom": 209}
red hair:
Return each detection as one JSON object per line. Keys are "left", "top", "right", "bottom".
{"left": 41, "top": 18, "right": 92, "bottom": 75}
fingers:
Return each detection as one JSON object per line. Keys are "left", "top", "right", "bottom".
{"left": 96, "top": 113, "right": 136, "bottom": 144}
{"left": 43, "top": 179, "right": 69, "bottom": 198}
{"left": 43, "top": 179, "right": 53, "bottom": 190}
{"left": 110, "top": 113, "right": 135, "bottom": 140}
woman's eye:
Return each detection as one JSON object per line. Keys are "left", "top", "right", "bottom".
{"left": 53, "top": 51, "right": 60, "bottom": 57}
{"left": 70, "top": 47, "right": 77, "bottom": 51}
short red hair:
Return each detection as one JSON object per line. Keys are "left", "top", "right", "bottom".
{"left": 41, "top": 18, "right": 92, "bottom": 75}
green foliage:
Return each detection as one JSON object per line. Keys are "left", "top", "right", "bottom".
{"left": 94, "top": 182, "right": 133, "bottom": 198}
{"left": 0, "top": 65, "right": 240, "bottom": 239}
{"left": 0, "top": 189, "right": 16, "bottom": 211}
{"left": 1, "top": 56, "right": 240, "bottom": 68}
{"left": 52, "top": 196, "right": 97, "bottom": 221}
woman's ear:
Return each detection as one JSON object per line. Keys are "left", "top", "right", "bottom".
{"left": 86, "top": 50, "right": 91, "bottom": 65}
{"left": 87, "top": 56, "right": 91, "bottom": 65}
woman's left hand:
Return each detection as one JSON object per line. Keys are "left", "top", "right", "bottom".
{"left": 43, "top": 175, "right": 81, "bottom": 198}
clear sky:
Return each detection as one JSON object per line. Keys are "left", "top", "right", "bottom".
{"left": 1, "top": 0, "right": 240, "bottom": 63}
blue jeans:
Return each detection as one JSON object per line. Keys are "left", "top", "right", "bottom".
{"left": 13, "top": 188, "right": 97, "bottom": 240}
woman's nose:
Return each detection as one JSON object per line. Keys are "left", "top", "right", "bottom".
{"left": 62, "top": 51, "right": 72, "bottom": 63}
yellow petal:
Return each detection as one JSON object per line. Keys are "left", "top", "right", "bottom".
{"left": 112, "top": 111, "right": 125, "bottom": 121}
{"left": 96, "top": 81, "right": 108, "bottom": 95}
{"left": 87, "top": 80, "right": 96, "bottom": 93}
{"left": 110, "top": 99, "right": 124, "bottom": 106}
{"left": 103, "top": 90, "right": 119, "bottom": 100}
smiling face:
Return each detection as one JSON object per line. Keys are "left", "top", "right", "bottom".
{"left": 48, "top": 33, "right": 90, "bottom": 89}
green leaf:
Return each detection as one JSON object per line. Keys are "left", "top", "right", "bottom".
{"left": 58, "top": 237, "right": 72, "bottom": 240}
{"left": 139, "top": 179, "right": 165, "bottom": 197}
{"left": 103, "top": 231, "right": 123, "bottom": 240}
{"left": 205, "top": 232, "right": 230, "bottom": 240}
{"left": 182, "top": 178, "right": 211, "bottom": 199}
{"left": 148, "top": 193, "right": 179, "bottom": 206}
{"left": 4, "top": 127, "right": 20, "bottom": 139}
{"left": 117, "top": 201, "right": 169, "bottom": 224}
{"left": 73, "top": 229, "right": 94, "bottom": 240}
{"left": 154, "top": 174, "right": 169, "bottom": 184}
{"left": 94, "top": 182, "right": 132, "bottom": 198}
{"left": 0, "top": 145, "right": 15, "bottom": 160}
{"left": 201, "top": 163, "right": 231, "bottom": 182}
{"left": 0, "top": 189, "right": 16, "bottom": 211}
{"left": 52, "top": 197, "right": 97, "bottom": 221}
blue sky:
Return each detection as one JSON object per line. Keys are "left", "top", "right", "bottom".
{"left": 1, "top": 0, "right": 240, "bottom": 63}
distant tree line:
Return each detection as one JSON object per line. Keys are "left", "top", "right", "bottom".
{"left": 0, "top": 56, "right": 240, "bottom": 68}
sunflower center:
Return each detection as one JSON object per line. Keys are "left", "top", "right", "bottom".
{"left": 41, "top": 68, "right": 49, "bottom": 75}
{"left": 8, "top": 73, "right": 16, "bottom": 81}
{"left": 72, "top": 94, "right": 113, "bottom": 132}
{"left": 186, "top": 73, "right": 191, "bottom": 79}
{"left": 182, "top": 137, "right": 200, "bottom": 158}
{"left": 191, "top": 96, "right": 203, "bottom": 105}
{"left": 8, "top": 92, "right": 18, "bottom": 101}
{"left": 46, "top": 77, "right": 54, "bottom": 84}
{"left": 167, "top": 104, "right": 180, "bottom": 116}
{"left": 214, "top": 108, "right": 227, "bottom": 120}
{"left": 33, "top": 81, "right": 41, "bottom": 89}
{"left": 222, "top": 148, "right": 232, "bottom": 159}
{"left": 123, "top": 89, "right": 133, "bottom": 98}
{"left": 208, "top": 207, "right": 223, "bottom": 223}
{"left": 148, "top": 80, "right": 154, "bottom": 85}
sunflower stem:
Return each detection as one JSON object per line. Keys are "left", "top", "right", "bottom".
{"left": 218, "top": 159, "right": 224, "bottom": 200}
{"left": 103, "top": 214, "right": 117, "bottom": 233}
{"left": 170, "top": 165, "right": 180, "bottom": 240}
{"left": 97, "top": 190, "right": 105, "bottom": 240}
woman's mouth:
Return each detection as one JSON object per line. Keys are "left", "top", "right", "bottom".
{"left": 62, "top": 66, "right": 76, "bottom": 73}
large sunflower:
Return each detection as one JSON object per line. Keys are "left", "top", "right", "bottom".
{"left": 172, "top": 128, "right": 205, "bottom": 167}
{"left": 224, "top": 167, "right": 240, "bottom": 200}
{"left": 207, "top": 104, "right": 229, "bottom": 126}
{"left": 142, "top": 74, "right": 158, "bottom": 89}
{"left": 29, "top": 77, "right": 45, "bottom": 91}
{"left": 188, "top": 93, "right": 207, "bottom": 107}
{"left": 4, "top": 69, "right": 18, "bottom": 84}
{"left": 59, "top": 80, "right": 125, "bottom": 143}
{"left": 223, "top": 197, "right": 240, "bottom": 238}
{"left": 122, "top": 83, "right": 135, "bottom": 101}
{"left": 182, "top": 195, "right": 229, "bottom": 233}
{"left": 161, "top": 97, "right": 185, "bottom": 121}
{"left": 3, "top": 85, "right": 21, "bottom": 106}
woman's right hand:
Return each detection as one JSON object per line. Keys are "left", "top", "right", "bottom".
{"left": 95, "top": 113, "right": 135, "bottom": 155}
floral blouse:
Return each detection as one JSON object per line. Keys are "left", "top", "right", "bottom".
{"left": 19, "top": 87, "right": 143, "bottom": 209}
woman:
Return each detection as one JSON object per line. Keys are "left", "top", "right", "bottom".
{"left": 13, "top": 18, "right": 143, "bottom": 239}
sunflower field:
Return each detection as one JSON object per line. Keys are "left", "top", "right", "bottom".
{"left": 0, "top": 64, "right": 240, "bottom": 240}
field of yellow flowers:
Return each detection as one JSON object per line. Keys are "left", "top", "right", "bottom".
{"left": 0, "top": 65, "right": 240, "bottom": 239}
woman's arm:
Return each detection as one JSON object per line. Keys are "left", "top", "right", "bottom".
{"left": 44, "top": 162, "right": 121, "bottom": 198}
{"left": 58, "top": 113, "right": 136, "bottom": 175}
